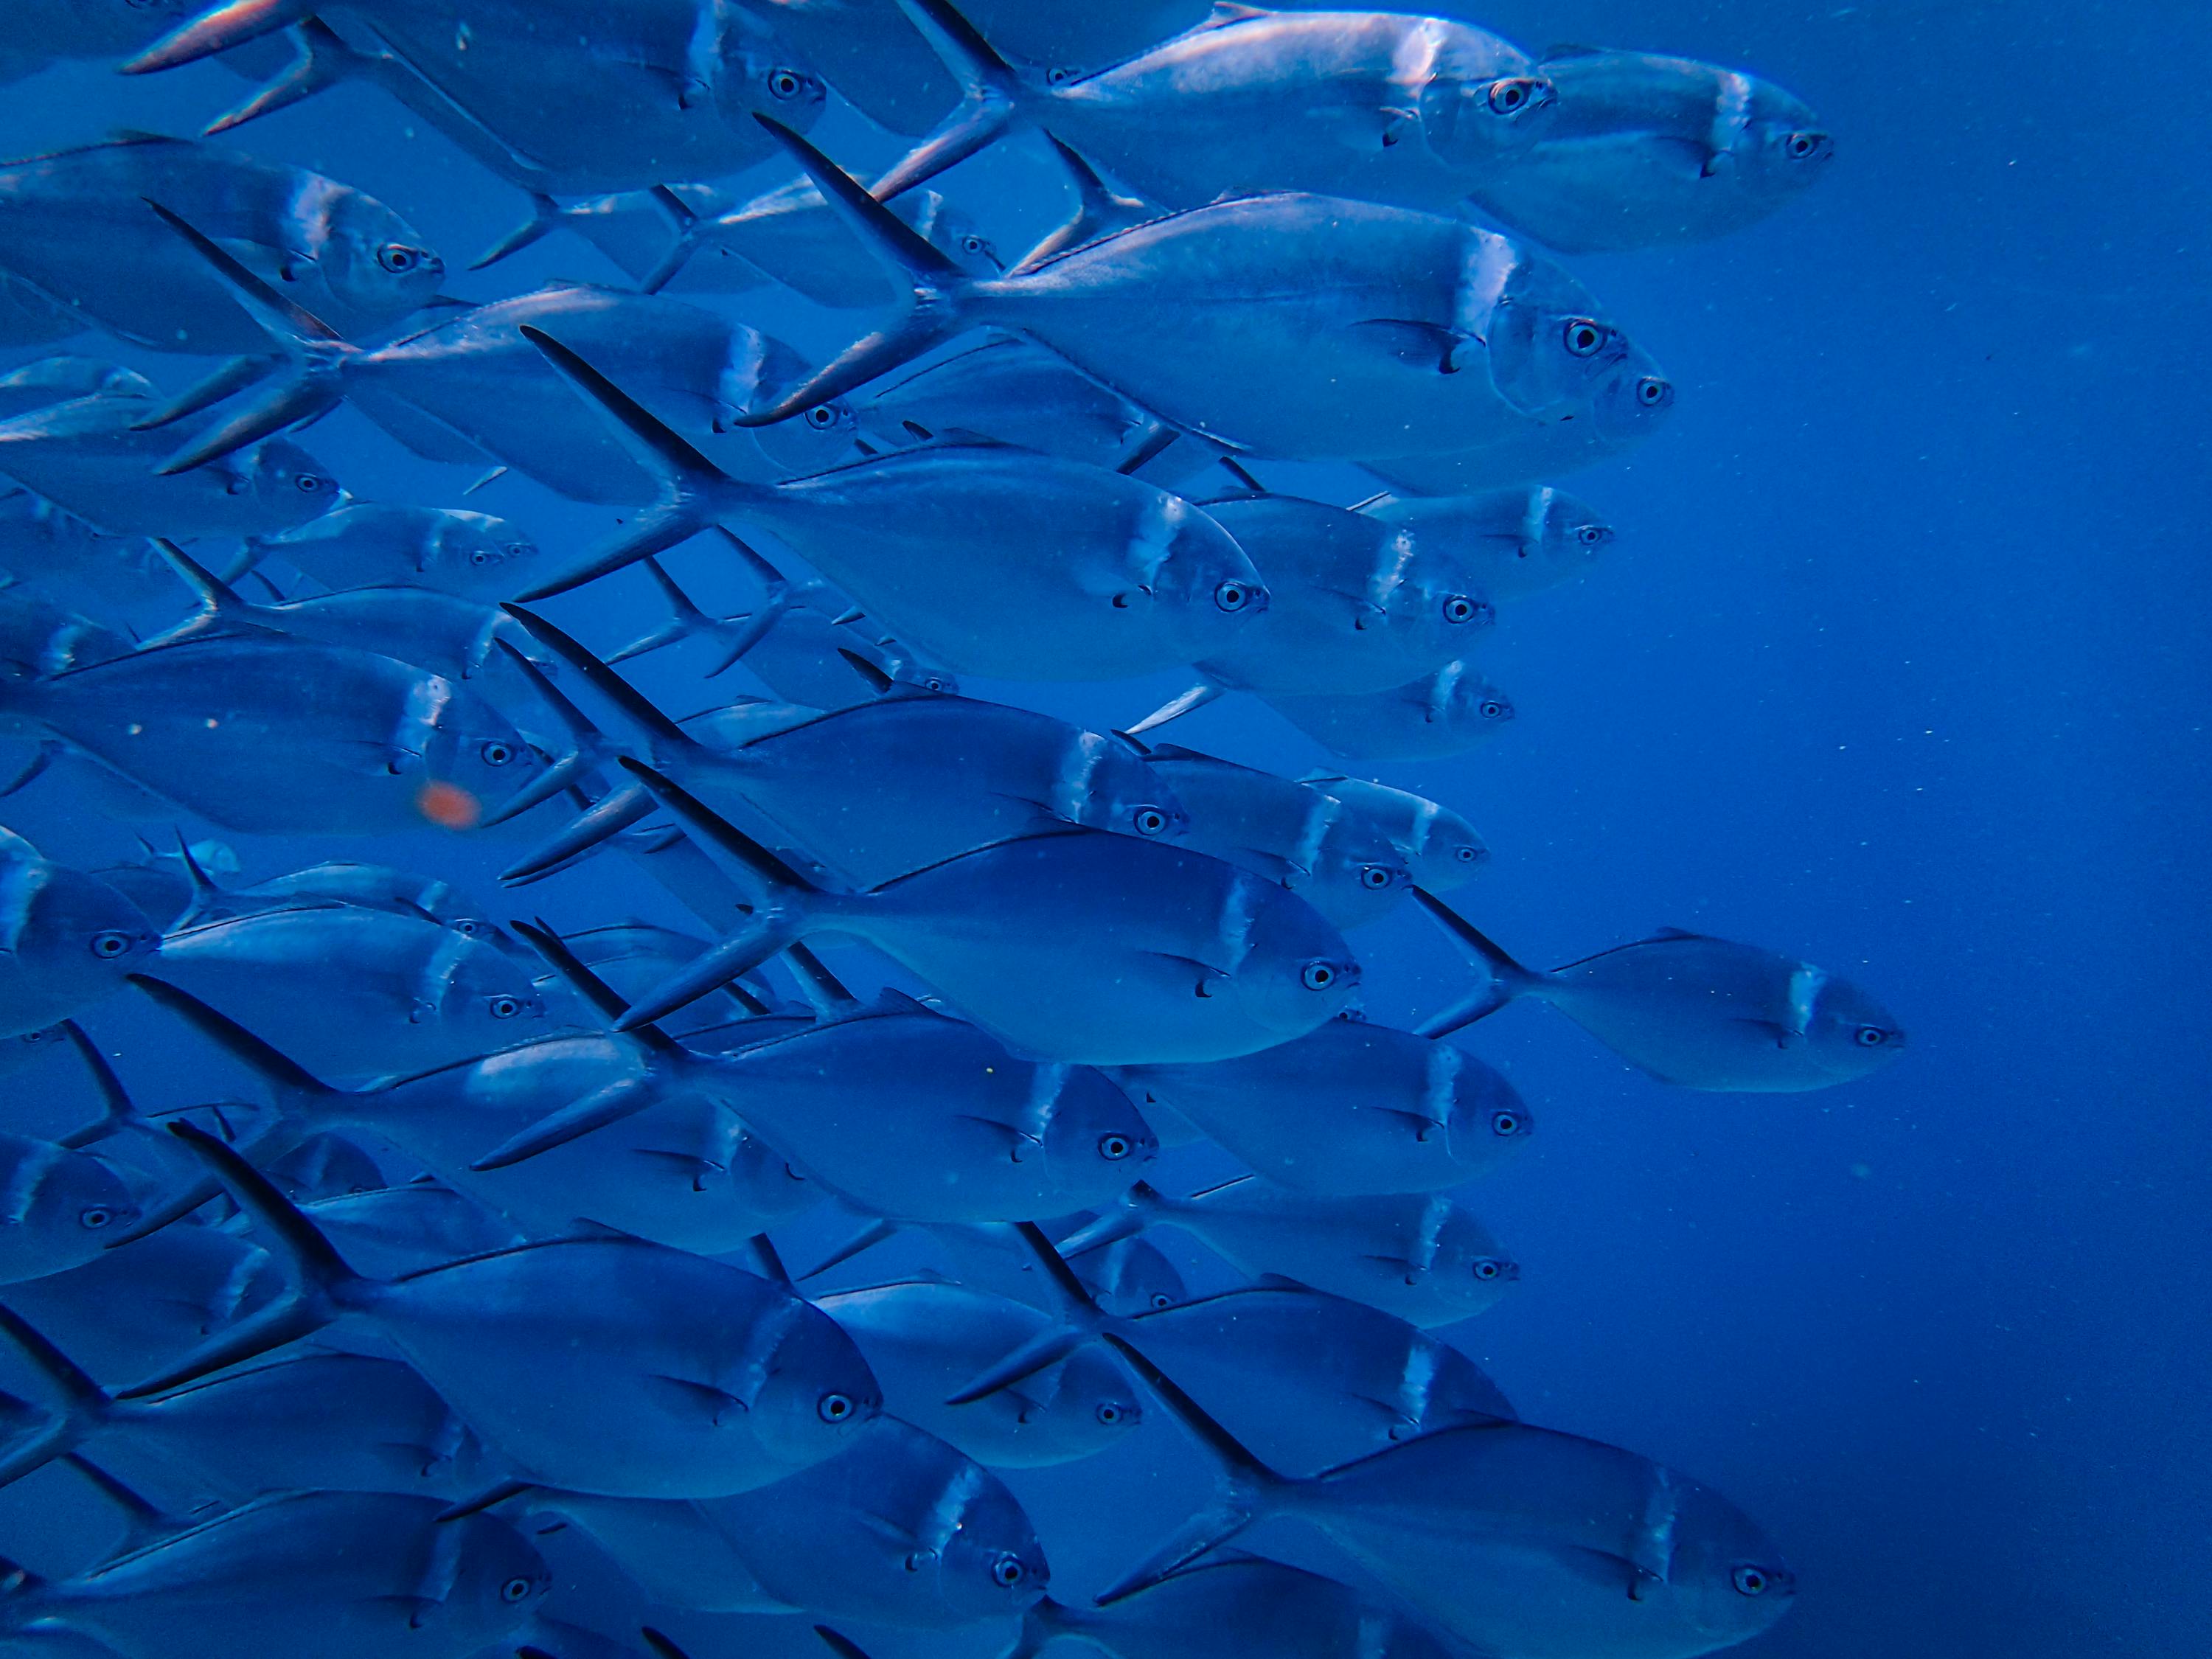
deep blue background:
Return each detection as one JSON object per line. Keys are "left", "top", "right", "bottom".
{"left": 0, "top": 4, "right": 2202, "bottom": 1656}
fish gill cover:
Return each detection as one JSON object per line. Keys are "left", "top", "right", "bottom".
{"left": 0, "top": 3, "right": 2195, "bottom": 1658}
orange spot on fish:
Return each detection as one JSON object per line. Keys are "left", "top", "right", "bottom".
{"left": 417, "top": 781, "right": 481, "bottom": 830}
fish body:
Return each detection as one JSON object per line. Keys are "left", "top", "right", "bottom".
{"left": 0, "top": 493, "right": 173, "bottom": 615}
{"left": 1264, "top": 660, "right": 1514, "bottom": 761}
{"left": 243, "top": 504, "right": 539, "bottom": 597}
{"left": 218, "top": 862, "right": 492, "bottom": 933}
{"left": 0, "top": 133, "right": 442, "bottom": 350}
{"left": 1026, "top": 1555, "right": 1456, "bottom": 1659}
{"left": 0, "top": 391, "right": 338, "bottom": 540}
{"left": 0, "top": 827, "right": 159, "bottom": 1037}
{"left": 1468, "top": 48, "right": 1833, "bottom": 252}
{"left": 287, "top": 1183, "right": 526, "bottom": 1279}
{"left": 0, "top": 1225, "right": 285, "bottom": 1382}
{"left": 1298, "top": 773, "right": 1489, "bottom": 893}
{"left": 1116, "top": 1012, "right": 1530, "bottom": 1195}
{"left": 818, "top": 1278, "right": 1142, "bottom": 1468}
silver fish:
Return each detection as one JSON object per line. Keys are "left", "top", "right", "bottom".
{"left": 1417, "top": 897, "right": 1907, "bottom": 1091}
{"left": 1116, "top": 1010, "right": 1529, "bottom": 1194}
{"left": 1296, "top": 773, "right": 1489, "bottom": 893}
{"left": 0, "top": 827, "right": 159, "bottom": 1038}
{"left": 0, "top": 133, "right": 442, "bottom": 350}
{"left": 1062, "top": 1177, "right": 1518, "bottom": 1327}
{"left": 1468, "top": 46, "right": 1834, "bottom": 252}
{"left": 239, "top": 502, "right": 539, "bottom": 597}
{"left": 127, "top": 1122, "right": 883, "bottom": 1500}
{"left": 0, "top": 1132, "right": 141, "bottom": 1284}
{"left": 1262, "top": 661, "right": 1516, "bottom": 762}
{"left": 1360, "top": 483, "right": 1615, "bottom": 602}
{"left": 0, "top": 495, "right": 173, "bottom": 616}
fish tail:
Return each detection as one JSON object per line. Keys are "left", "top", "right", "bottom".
{"left": 943, "top": 1222, "right": 1108, "bottom": 1403}
{"left": 872, "top": 0, "right": 1035, "bottom": 201}
{"left": 128, "top": 355, "right": 279, "bottom": 433}
{"left": 1411, "top": 891, "right": 1541, "bottom": 1034}
{"left": 501, "top": 783, "right": 655, "bottom": 885}
{"left": 123, "top": 0, "right": 318, "bottom": 75}
{"left": 204, "top": 18, "right": 363, "bottom": 135}
{"left": 112, "top": 1123, "right": 371, "bottom": 1400}
{"left": 1054, "top": 1181, "right": 1163, "bottom": 1258}
{"left": 52, "top": 1021, "right": 151, "bottom": 1152}
{"left": 0, "top": 1308, "right": 107, "bottom": 1489}
{"left": 796, "top": 1218, "right": 903, "bottom": 1281}
{"left": 635, "top": 186, "right": 709, "bottom": 296}
{"left": 734, "top": 119, "right": 975, "bottom": 425}
{"left": 469, "top": 192, "right": 568, "bottom": 272}
{"left": 1126, "top": 680, "right": 1226, "bottom": 737}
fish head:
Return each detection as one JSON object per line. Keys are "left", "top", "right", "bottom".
{"left": 237, "top": 438, "right": 344, "bottom": 524}
{"left": 1359, "top": 787, "right": 1489, "bottom": 893}
{"left": 428, "top": 1509, "right": 554, "bottom": 1644}
{"left": 1419, "top": 67, "right": 1560, "bottom": 171}
{"left": 1054, "top": 1343, "right": 1145, "bottom": 1441}
{"left": 751, "top": 396, "right": 869, "bottom": 479}
{"left": 1722, "top": 78, "right": 1834, "bottom": 203}
{"left": 898, "top": 191, "right": 1004, "bottom": 278}
{"left": 315, "top": 191, "right": 447, "bottom": 322}
{"left": 1659, "top": 1478, "right": 1797, "bottom": 1641}
{"left": 1581, "top": 338, "right": 1677, "bottom": 450}
{"left": 747, "top": 1296, "right": 886, "bottom": 1470}
{"left": 1482, "top": 251, "right": 1657, "bottom": 425}
{"left": 921, "top": 1461, "right": 1051, "bottom": 1621}
{"left": 1075, "top": 1234, "right": 1186, "bottom": 1316}
{"left": 1525, "top": 484, "right": 1616, "bottom": 576}
{"left": 1055, "top": 731, "right": 1190, "bottom": 843}
{"left": 0, "top": 1136, "right": 140, "bottom": 1265}
{"left": 1376, "top": 536, "right": 1499, "bottom": 663}
{"left": 1436, "top": 1048, "right": 1534, "bottom": 1172}
{"left": 427, "top": 510, "right": 540, "bottom": 594}
{"left": 400, "top": 682, "right": 543, "bottom": 832}
{"left": 1035, "top": 1062, "right": 1160, "bottom": 1203}
{"left": 25, "top": 863, "right": 162, "bottom": 976}
{"left": 1225, "top": 881, "right": 1362, "bottom": 1044}
{"left": 1430, "top": 664, "right": 1516, "bottom": 741}
{"left": 1804, "top": 973, "right": 1907, "bottom": 1079}
{"left": 435, "top": 938, "right": 549, "bottom": 1038}
{"left": 1430, "top": 1206, "right": 1520, "bottom": 1312}
{"left": 1137, "top": 495, "right": 1271, "bottom": 653}
{"left": 709, "top": 8, "right": 830, "bottom": 133}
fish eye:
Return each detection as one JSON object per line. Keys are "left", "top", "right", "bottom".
{"left": 1097, "top": 1133, "right": 1134, "bottom": 1161}
{"left": 1150, "top": 1292, "right": 1173, "bottom": 1310}
{"left": 377, "top": 243, "right": 422, "bottom": 274}
{"left": 1095, "top": 1402, "right": 1124, "bottom": 1425}
{"left": 1636, "top": 376, "right": 1673, "bottom": 408}
{"left": 1562, "top": 319, "right": 1610, "bottom": 358}
{"left": 1577, "top": 524, "right": 1612, "bottom": 546}
{"left": 817, "top": 1391, "right": 855, "bottom": 1423}
{"left": 992, "top": 1557, "right": 1026, "bottom": 1588}
{"left": 487, "top": 995, "right": 522, "bottom": 1020}
{"left": 1732, "top": 1566, "right": 1771, "bottom": 1596}
{"left": 479, "top": 740, "right": 515, "bottom": 766}
{"left": 1132, "top": 806, "right": 1169, "bottom": 838}
{"left": 295, "top": 473, "right": 327, "bottom": 493}
{"left": 88, "top": 931, "right": 136, "bottom": 959}
{"left": 500, "top": 1576, "right": 535, "bottom": 1604}
{"left": 804, "top": 404, "right": 839, "bottom": 431}
{"left": 1478, "top": 700, "right": 1508, "bottom": 719}
{"left": 1784, "top": 131, "right": 1828, "bottom": 161}
{"left": 1213, "top": 580, "right": 1251, "bottom": 613}
{"left": 1454, "top": 844, "right": 1482, "bottom": 863}
{"left": 960, "top": 234, "right": 986, "bottom": 255}
{"left": 1486, "top": 77, "right": 1545, "bottom": 114}
{"left": 769, "top": 69, "right": 807, "bottom": 100}
{"left": 1301, "top": 961, "right": 1338, "bottom": 992}
{"left": 1046, "top": 66, "right": 1074, "bottom": 86}
{"left": 1854, "top": 1026, "right": 1889, "bottom": 1048}
{"left": 470, "top": 550, "right": 491, "bottom": 565}
{"left": 1472, "top": 1258, "right": 1502, "bottom": 1281}
{"left": 1491, "top": 1110, "right": 1521, "bottom": 1136}
{"left": 1442, "top": 595, "right": 1479, "bottom": 625}
{"left": 451, "top": 919, "right": 481, "bottom": 936}
{"left": 1358, "top": 866, "right": 1394, "bottom": 891}
{"left": 78, "top": 1206, "right": 114, "bottom": 1230}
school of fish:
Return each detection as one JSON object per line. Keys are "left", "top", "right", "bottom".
{"left": 0, "top": 4, "right": 1896, "bottom": 1658}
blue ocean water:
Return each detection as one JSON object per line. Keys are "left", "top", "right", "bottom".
{"left": 0, "top": 4, "right": 2200, "bottom": 1658}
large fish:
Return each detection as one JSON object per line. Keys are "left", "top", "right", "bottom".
{"left": 0, "top": 389, "right": 341, "bottom": 541}
{"left": 0, "top": 1313, "right": 496, "bottom": 1502}
{"left": 0, "top": 632, "right": 547, "bottom": 835}
{"left": 1101, "top": 1335, "right": 1795, "bottom": 1658}
{"left": 1062, "top": 1178, "right": 1517, "bottom": 1326}
{"left": 516, "top": 1416, "right": 1048, "bottom": 1626}
{"left": 1297, "top": 773, "right": 1489, "bottom": 893}
{"left": 0, "top": 828, "right": 159, "bottom": 1038}
{"left": 746, "top": 117, "right": 1672, "bottom": 470}
{"left": 146, "top": 902, "right": 549, "bottom": 1085}
{"left": 877, "top": 0, "right": 1556, "bottom": 213}
{"left": 615, "top": 764, "right": 1360, "bottom": 1065}
{"left": 1467, "top": 47, "right": 1834, "bottom": 252}
{"left": 500, "top": 606, "right": 1186, "bottom": 888}
{"left": 815, "top": 1277, "right": 1142, "bottom": 1468}
{"left": 1262, "top": 661, "right": 1516, "bottom": 762}
{"left": 1361, "top": 484, "right": 1616, "bottom": 603}
{"left": 237, "top": 502, "right": 540, "bottom": 597}
{"left": 1121, "top": 742, "right": 1412, "bottom": 931}
{"left": 1416, "top": 895, "right": 1907, "bottom": 1091}
{"left": 125, "top": 1122, "right": 883, "bottom": 1500}
{"left": 1115, "top": 1011, "right": 1530, "bottom": 1194}
{"left": 0, "top": 134, "right": 442, "bottom": 350}
{"left": 0, "top": 1487, "right": 549, "bottom": 1659}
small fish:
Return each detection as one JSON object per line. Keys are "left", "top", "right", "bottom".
{"left": 1297, "top": 773, "right": 1490, "bottom": 894}
{"left": 1360, "top": 484, "right": 1615, "bottom": 604}
{"left": 1116, "top": 1010, "right": 1530, "bottom": 1194}
{"left": 1417, "top": 897, "right": 1907, "bottom": 1091}
{"left": 616, "top": 765, "right": 1360, "bottom": 1065}
{"left": 1120, "top": 742, "right": 1412, "bottom": 931}
{"left": 0, "top": 133, "right": 442, "bottom": 351}
{"left": 1262, "top": 661, "right": 1516, "bottom": 762}
{"left": 1468, "top": 46, "right": 1834, "bottom": 252}
{"left": 817, "top": 1277, "right": 1143, "bottom": 1468}
{"left": 0, "top": 1486, "right": 549, "bottom": 1659}
{"left": 125, "top": 1122, "right": 883, "bottom": 1500}
{"left": 0, "top": 389, "right": 340, "bottom": 541}
{"left": 238, "top": 503, "right": 539, "bottom": 597}
{"left": 0, "top": 827, "right": 159, "bottom": 1038}
{"left": 146, "top": 902, "right": 549, "bottom": 1085}
{"left": 1062, "top": 1178, "right": 1518, "bottom": 1327}
{"left": 878, "top": 0, "right": 1555, "bottom": 213}
{"left": 198, "top": 860, "right": 494, "bottom": 936}
{"left": 1098, "top": 1332, "right": 1795, "bottom": 1657}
